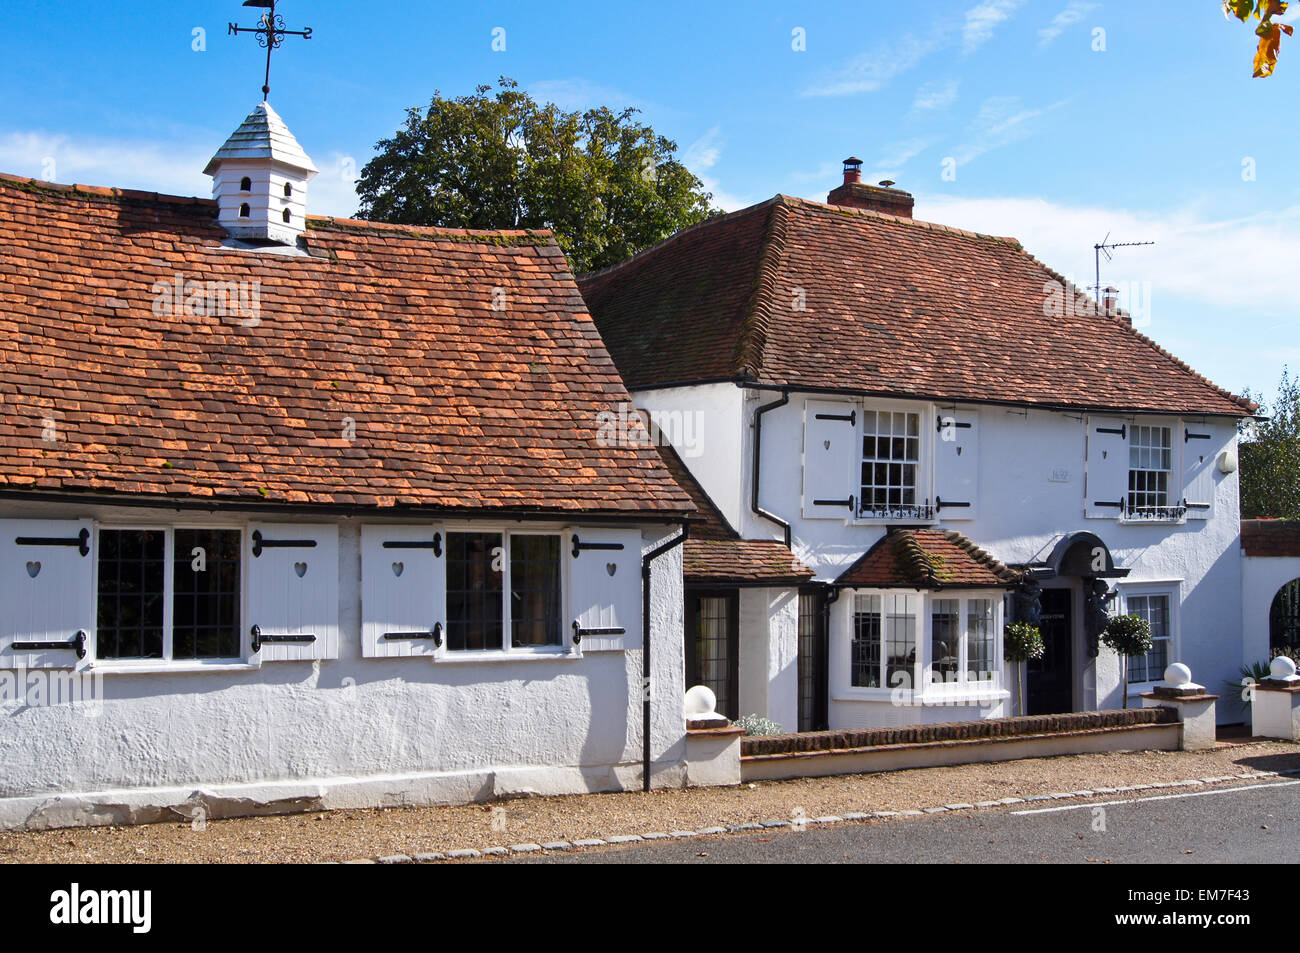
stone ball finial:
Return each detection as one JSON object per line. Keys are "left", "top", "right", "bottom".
{"left": 1163, "top": 662, "right": 1193, "bottom": 688}
{"left": 1269, "top": 656, "right": 1298, "bottom": 680}
{"left": 684, "top": 685, "right": 719, "bottom": 718}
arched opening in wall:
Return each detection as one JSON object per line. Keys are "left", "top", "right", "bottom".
{"left": 282, "top": 209, "right": 291, "bottom": 223}
{"left": 239, "top": 176, "right": 251, "bottom": 192}
{"left": 283, "top": 182, "right": 292, "bottom": 197}
{"left": 238, "top": 203, "right": 250, "bottom": 218}
{"left": 1270, "top": 578, "right": 1300, "bottom": 653}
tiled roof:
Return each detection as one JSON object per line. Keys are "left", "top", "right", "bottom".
{"left": 579, "top": 195, "right": 1253, "bottom": 417}
{"left": 658, "top": 443, "right": 813, "bottom": 585}
{"left": 0, "top": 175, "right": 693, "bottom": 516}
{"left": 835, "top": 528, "right": 1020, "bottom": 589}
{"left": 1242, "top": 519, "right": 1300, "bottom": 558}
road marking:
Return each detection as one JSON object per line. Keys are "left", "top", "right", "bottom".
{"left": 1011, "top": 778, "right": 1300, "bottom": 815}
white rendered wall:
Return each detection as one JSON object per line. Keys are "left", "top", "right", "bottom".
{"left": 0, "top": 500, "right": 688, "bottom": 827}
{"left": 635, "top": 383, "right": 746, "bottom": 530}
{"left": 656, "top": 383, "right": 1245, "bottom": 726}
{"left": 735, "top": 587, "right": 799, "bottom": 732}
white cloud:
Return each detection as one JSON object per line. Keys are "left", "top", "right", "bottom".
{"left": 681, "top": 127, "right": 751, "bottom": 212}
{"left": 919, "top": 192, "right": 1300, "bottom": 317}
{"left": 918, "top": 193, "right": 1300, "bottom": 396}
{"left": 952, "top": 96, "right": 1069, "bottom": 165}
{"left": 867, "top": 138, "right": 935, "bottom": 182}
{"left": 0, "top": 129, "right": 361, "bottom": 218}
{"left": 683, "top": 127, "right": 723, "bottom": 172}
{"left": 803, "top": 32, "right": 946, "bottom": 97}
{"left": 964, "top": 0, "right": 1025, "bottom": 54}
{"left": 913, "top": 78, "right": 961, "bottom": 110}
{"left": 1037, "top": 1, "right": 1100, "bottom": 47}
{"left": 527, "top": 78, "right": 642, "bottom": 112}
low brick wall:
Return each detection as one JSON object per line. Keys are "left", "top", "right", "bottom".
{"left": 743, "top": 708, "right": 1178, "bottom": 758}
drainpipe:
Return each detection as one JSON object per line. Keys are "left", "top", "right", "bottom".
{"left": 752, "top": 390, "right": 792, "bottom": 548}
{"left": 641, "top": 522, "right": 689, "bottom": 793}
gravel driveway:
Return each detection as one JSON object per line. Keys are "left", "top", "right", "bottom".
{"left": 3, "top": 741, "right": 1296, "bottom": 864}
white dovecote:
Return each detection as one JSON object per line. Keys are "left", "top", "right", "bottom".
{"left": 204, "top": 101, "right": 318, "bottom": 244}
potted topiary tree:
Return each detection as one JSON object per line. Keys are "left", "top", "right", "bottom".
{"left": 1004, "top": 621, "right": 1045, "bottom": 715}
{"left": 1100, "top": 614, "right": 1153, "bottom": 707}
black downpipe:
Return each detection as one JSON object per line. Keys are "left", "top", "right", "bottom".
{"left": 752, "top": 390, "right": 792, "bottom": 548}
{"left": 641, "top": 523, "right": 689, "bottom": 792}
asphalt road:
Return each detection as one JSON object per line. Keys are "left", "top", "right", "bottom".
{"left": 502, "top": 779, "right": 1300, "bottom": 864}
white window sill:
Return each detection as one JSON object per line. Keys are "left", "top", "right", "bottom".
{"left": 89, "top": 660, "right": 259, "bottom": 675}
{"left": 1119, "top": 518, "right": 1186, "bottom": 527}
{"left": 434, "top": 648, "right": 581, "bottom": 664}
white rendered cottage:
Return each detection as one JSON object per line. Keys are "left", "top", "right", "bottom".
{"left": 0, "top": 104, "right": 697, "bottom": 829}
{"left": 579, "top": 161, "right": 1255, "bottom": 733}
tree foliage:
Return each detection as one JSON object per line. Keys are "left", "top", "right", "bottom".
{"left": 1224, "top": 0, "right": 1293, "bottom": 77}
{"left": 1240, "top": 367, "right": 1300, "bottom": 519}
{"left": 355, "top": 78, "right": 719, "bottom": 274}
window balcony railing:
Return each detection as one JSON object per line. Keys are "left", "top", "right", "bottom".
{"left": 856, "top": 501, "right": 936, "bottom": 522}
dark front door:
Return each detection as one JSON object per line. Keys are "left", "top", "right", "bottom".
{"left": 686, "top": 589, "right": 739, "bottom": 720}
{"left": 1027, "top": 587, "right": 1073, "bottom": 715}
{"left": 797, "top": 588, "right": 829, "bottom": 732}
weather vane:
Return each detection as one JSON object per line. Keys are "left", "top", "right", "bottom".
{"left": 227, "top": 0, "right": 313, "bottom": 101}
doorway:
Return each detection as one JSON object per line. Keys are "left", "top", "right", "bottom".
{"left": 1026, "top": 587, "right": 1074, "bottom": 715}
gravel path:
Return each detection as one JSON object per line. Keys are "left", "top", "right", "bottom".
{"left": 3, "top": 741, "right": 1297, "bottom": 864}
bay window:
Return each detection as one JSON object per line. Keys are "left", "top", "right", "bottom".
{"left": 847, "top": 589, "right": 1003, "bottom": 696}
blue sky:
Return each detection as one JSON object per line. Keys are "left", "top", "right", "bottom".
{"left": 3, "top": 1, "right": 1297, "bottom": 405}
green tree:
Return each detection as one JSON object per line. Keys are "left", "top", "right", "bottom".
{"left": 1240, "top": 367, "right": 1300, "bottom": 519}
{"left": 355, "top": 77, "right": 719, "bottom": 274}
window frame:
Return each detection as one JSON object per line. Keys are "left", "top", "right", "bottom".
{"left": 1117, "top": 582, "right": 1180, "bottom": 692}
{"left": 1124, "top": 422, "right": 1184, "bottom": 522}
{"left": 853, "top": 400, "right": 937, "bottom": 524}
{"left": 91, "top": 523, "right": 249, "bottom": 671}
{"left": 439, "top": 524, "right": 572, "bottom": 659}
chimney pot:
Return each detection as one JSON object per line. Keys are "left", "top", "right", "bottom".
{"left": 827, "top": 158, "right": 913, "bottom": 218}
{"left": 1102, "top": 285, "right": 1119, "bottom": 315}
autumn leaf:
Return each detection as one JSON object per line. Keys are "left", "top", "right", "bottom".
{"left": 1253, "top": 20, "right": 1294, "bottom": 77}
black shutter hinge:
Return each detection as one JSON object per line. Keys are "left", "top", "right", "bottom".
{"left": 15, "top": 528, "right": 90, "bottom": 557}
{"left": 11, "top": 629, "right": 88, "bottom": 660}
{"left": 251, "top": 530, "right": 318, "bottom": 558}
{"left": 571, "top": 620, "right": 626, "bottom": 645}
{"left": 250, "top": 625, "right": 317, "bottom": 653}
{"left": 815, "top": 410, "right": 856, "bottom": 425}
{"left": 382, "top": 622, "right": 443, "bottom": 647}
{"left": 382, "top": 533, "right": 442, "bottom": 557}
{"left": 571, "top": 535, "right": 625, "bottom": 558}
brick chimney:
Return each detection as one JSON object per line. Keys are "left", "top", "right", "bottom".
{"left": 827, "top": 157, "right": 914, "bottom": 218}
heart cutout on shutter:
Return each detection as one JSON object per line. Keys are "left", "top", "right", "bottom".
{"left": 25, "top": 561, "right": 40, "bottom": 578}
{"left": 392, "top": 561, "right": 404, "bottom": 577}
{"left": 294, "top": 561, "right": 308, "bottom": 578}
{"left": 606, "top": 562, "right": 617, "bottom": 577}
